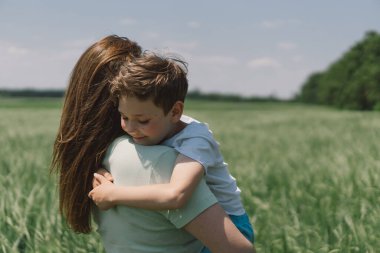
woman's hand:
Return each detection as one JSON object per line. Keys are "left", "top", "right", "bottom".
{"left": 89, "top": 173, "right": 118, "bottom": 210}
{"left": 92, "top": 168, "right": 114, "bottom": 188}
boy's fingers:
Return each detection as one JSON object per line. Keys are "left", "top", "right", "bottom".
{"left": 94, "top": 173, "right": 108, "bottom": 183}
{"left": 95, "top": 168, "right": 114, "bottom": 182}
{"left": 92, "top": 181, "right": 100, "bottom": 188}
{"left": 103, "top": 172, "right": 114, "bottom": 182}
{"left": 92, "top": 176, "right": 102, "bottom": 188}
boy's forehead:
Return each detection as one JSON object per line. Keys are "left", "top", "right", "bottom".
{"left": 118, "top": 96, "right": 162, "bottom": 115}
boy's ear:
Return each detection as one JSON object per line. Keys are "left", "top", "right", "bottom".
{"left": 170, "top": 101, "right": 184, "bottom": 122}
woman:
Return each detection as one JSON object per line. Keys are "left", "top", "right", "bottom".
{"left": 51, "top": 35, "right": 254, "bottom": 252}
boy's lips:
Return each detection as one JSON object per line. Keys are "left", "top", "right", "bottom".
{"left": 132, "top": 136, "right": 145, "bottom": 140}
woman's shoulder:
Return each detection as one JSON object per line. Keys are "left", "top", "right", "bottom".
{"left": 105, "top": 135, "right": 179, "bottom": 184}
{"left": 110, "top": 135, "right": 177, "bottom": 159}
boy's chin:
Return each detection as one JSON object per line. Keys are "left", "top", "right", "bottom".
{"left": 132, "top": 137, "right": 147, "bottom": 144}
{"left": 132, "top": 137, "right": 157, "bottom": 146}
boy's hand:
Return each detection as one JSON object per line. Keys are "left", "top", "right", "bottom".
{"left": 92, "top": 168, "right": 114, "bottom": 188}
{"left": 89, "top": 173, "right": 117, "bottom": 210}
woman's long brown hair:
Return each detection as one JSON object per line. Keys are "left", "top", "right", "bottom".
{"left": 50, "top": 35, "right": 141, "bottom": 233}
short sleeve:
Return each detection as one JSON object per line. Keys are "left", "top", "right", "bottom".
{"left": 163, "top": 120, "right": 224, "bottom": 172}
{"left": 174, "top": 136, "right": 221, "bottom": 172}
{"left": 160, "top": 177, "right": 218, "bottom": 228}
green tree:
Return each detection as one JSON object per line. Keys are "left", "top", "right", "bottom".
{"left": 297, "top": 30, "right": 380, "bottom": 110}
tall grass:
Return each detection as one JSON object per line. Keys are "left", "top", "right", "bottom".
{"left": 1, "top": 98, "right": 379, "bottom": 252}
{"left": 0, "top": 99, "right": 103, "bottom": 252}
{"left": 186, "top": 101, "right": 380, "bottom": 253}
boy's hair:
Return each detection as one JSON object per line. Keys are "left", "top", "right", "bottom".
{"left": 110, "top": 52, "right": 188, "bottom": 114}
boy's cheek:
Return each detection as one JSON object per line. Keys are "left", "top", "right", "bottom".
{"left": 120, "top": 118, "right": 126, "bottom": 131}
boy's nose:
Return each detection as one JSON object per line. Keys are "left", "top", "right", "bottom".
{"left": 125, "top": 120, "right": 138, "bottom": 133}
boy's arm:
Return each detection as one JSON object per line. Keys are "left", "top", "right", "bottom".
{"left": 90, "top": 154, "right": 204, "bottom": 210}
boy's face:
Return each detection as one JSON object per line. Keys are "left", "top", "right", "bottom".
{"left": 118, "top": 95, "right": 179, "bottom": 145}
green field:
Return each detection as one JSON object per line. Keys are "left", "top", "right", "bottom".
{"left": 1, "top": 97, "right": 379, "bottom": 253}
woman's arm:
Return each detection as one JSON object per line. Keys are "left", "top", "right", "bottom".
{"left": 89, "top": 154, "right": 204, "bottom": 210}
{"left": 184, "top": 203, "right": 255, "bottom": 253}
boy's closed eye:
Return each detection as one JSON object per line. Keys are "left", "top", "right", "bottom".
{"left": 138, "top": 119, "right": 150, "bottom": 124}
{"left": 121, "top": 116, "right": 150, "bottom": 125}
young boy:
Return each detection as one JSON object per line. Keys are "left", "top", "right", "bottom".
{"left": 89, "top": 52, "right": 254, "bottom": 244}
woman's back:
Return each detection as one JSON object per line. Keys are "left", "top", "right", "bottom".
{"left": 94, "top": 136, "right": 217, "bottom": 253}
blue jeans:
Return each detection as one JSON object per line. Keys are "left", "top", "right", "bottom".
{"left": 200, "top": 213, "right": 254, "bottom": 253}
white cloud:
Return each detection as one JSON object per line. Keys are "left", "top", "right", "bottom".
{"left": 162, "top": 40, "right": 199, "bottom": 52}
{"left": 7, "top": 46, "right": 29, "bottom": 56}
{"left": 260, "top": 19, "right": 300, "bottom": 29}
{"left": 0, "top": 40, "right": 75, "bottom": 89}
{"left": 277, "top": 42, "right": 297, "bottom": 50}
{"left": 56, "top": 48, "right": 83, "bottom": 61}
{"left": 143, "top": 31, "right": 160, "bottom": 39}
{"left": 196, "top": 55, "right": 238, "bottom": 66}
{"left": 0, "top": 40, "right": 30, "bottom": 57}
{"left": 120, "top": 17, "right": 137, "bottom": 26}
{"left": 187, "top": 21, "right": 200, "bottom": 29}
{"left": 260, "top": 20, "right": 284, "bottom": 29}
{"left": 62, "top": 38, "right": 95, "bottom": 49}
{"left": 247, "top": 57, "right": 281, "bottom": 70}
{"left": 59, "top": 38, "right": 98, "bottom": 60}
{"left": 292, "top": 55, "right": 304, "bottom": 63}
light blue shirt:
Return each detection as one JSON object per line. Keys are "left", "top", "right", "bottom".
{"left": 162, "top": 115, "right": 245, "bottom": 215}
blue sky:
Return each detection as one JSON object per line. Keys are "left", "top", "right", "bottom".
{"left": 1, "top": 1, "right": 379, "bottom": 98}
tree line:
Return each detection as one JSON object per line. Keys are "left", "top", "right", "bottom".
{"left": 0, "top": 89, "right": 64, "bottom": 98}
{"left": 0, "top": 88, "right": 282, "bottom": 103}
{"left": 296, "top": 31, "right": 380, "bottom": 111}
